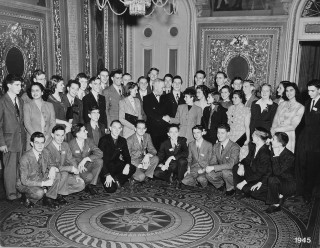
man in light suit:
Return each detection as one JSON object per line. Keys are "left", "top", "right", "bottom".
{"left": 170, "top": 88, "right": 202, "bottom": 144}
{"left": 17, "top": 132, "right": 60, "bottom": 208}
{"left": 206, "top": 123, "right": 240, "bottom": 196}
{"left": 182, "top": 125, "right": 215, "bottom": 188}
{"left": 46, "top": 125, "right": 85, "bottom": 204}
{"left": 127, "top": 120, "right": 159, "bottom": 182}
{"left": 0, "top": 74, "right": 26, "bottom": 201}
{"left": 103, "top": 69, "right": 124, "bottom": 127}
{"left": 68, "top": 124, "right": 103, "bottom": 195}
{"left": 85, "top": 106, "right": 106, "bottom": 146}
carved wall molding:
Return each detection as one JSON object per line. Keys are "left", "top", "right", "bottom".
{"left": 103, "top": 7, "right": 109, "bottom": 69}
{"left": 83, "top": 0, "right": 91, "bottom": 75}
{"left": 280, "top": 0, "right": 293, "bottom": 15}
{"left": 52, "top": 0, "right": 62, "bottom": 75}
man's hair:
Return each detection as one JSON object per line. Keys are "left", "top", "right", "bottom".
{"left": 173, "top": 75, "right": 183, "bottom": 84}
{"left": 66, "top": 79, "right": 80, "bottom": 92}
{"left": 110, "top": 69, "right": 123, "bottom": 78}
{"left": 231, "top": 77, "right": 243, "bottom": 85}
{"left": 164, "top": 74, "right": 173, "bottom": 80}
{"left": 123, "top": 72, "right": 132, "bottom": 78}
{"left": 307, "top": 79, "right": 320, "bottom": 89}
{"left": 217, "top": 123, "right": 230, "bottom": 132}
{"left": 89, "top": 76, "right": 99, "bottom": 85}
{"left": 207, "top": 89, "right": 220, "bottom": 98}
{"left": 216, "top": 71, "right": 227, "bottom": 79}
{"left": 124, "top": 82, "right": 138, "bottom": 97}
{"left": 183, "top": 88, "right": 196, "bottom": 101}
{"left": 194, "top": 70, "right": 206, "bottom": 78}
{"left": 89, "top": 105, "right": 100, "bottom": 113}
{"left": 48, "top": 75, "right": 63, "bottom": 94}
{"left": 52, "top": 124, "right": 65, "bottom": 133}
{"left": 99, "top": 68, "right": 109, "bottom": 74}
{"left": 148, "top": 67, "right": 159, "bottom": 75}
{"left": 31, "top": 69, "right": 45, "bottom": 83}
{"left": 30, "top": 131, "right": 45, "bottom": 142}
{"left": 3, "top": 74, "right": 23, "bottom": 92}
{"left": 254, "top": 127, "right": 270, "bottom": 141}
{"left": 167, "top": 123, "right": 180, "bottom": 132}
{"left": 75, "top": 72, "right": 89, "bottom": 81}
{"left": 274, "top": 132, "right": 289, "bottom": 147}
{"left": 192, "top": 125, "right": 204, "bottom": 132}
{"left": 110, "top": 119, "right": 122, "bottom": 127}
{"left": 71, "top": 123, "right": 85, "bottom": 137}
{"left": 137, "top": 76, "right": 148, "bottom": 84}
{"left": 135, "top": 119, "right": 146, "bottom": 127}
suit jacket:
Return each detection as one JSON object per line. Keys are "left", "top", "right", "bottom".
{"left": 211, "top": 140, "right": 240, "bottom": 171}
{"left": 119, "top": 97, "right": 142, "bottom": 138}
{"left": 143, "top": 93, "right": 168, "bottom": 136}
{"left": 61, "top": 94, "right": 84, "bottom": 124}
{"left": 85, "top": 122, "right": 106, "bottom": 145}
{"left": 68, "top": 138, "right": 103, "bottom": 164}
{"left": 17, "top": 148, "right": 54, "bottom": 187}
{"left": 271, "top": 147, "right": 295, "bottom": 181}
{"left": 24, "top": 100, "right": 56, "bottom": 147}
{"left": 83, "top": 92, "right": 108, "bottom": 126}
{"left": 0, "top": 93, "right": 26, "bottom": 152}
{"left": 98, "top": 134, "right": 131, "bottom": 176}
{"left": 245, "top": 95, "right": 258, "bottom": 108}
{"left": 102, "top": 85, "right": 124, "bottom": 126}
{"left": 201, "top": 104, "right": 227, "bottom": 144}
{"left": 46, "top": 141, "right": 77, "bottom": 172}
{"left": 250, "top": 100, "right": 278, "bottom": 134}
{"left": 241, "top": 143, "right": 272, "bottom": 183}
{"left": 135, "top": 92, "right": 147, "bottom": 121}
{"left": 161, "top": 91, "right": 185, "bottom": 118}
{"left": 171, "top": 104, "right": 202, "bottom": 143}
{"left": 187, "top": 139, "right": 214, "bottom": 168}
{"left": 158, "top": 137, "right": 188, "bottom": 164}
{"left": 127, "top": 133, "right": 157, "bottom": 167}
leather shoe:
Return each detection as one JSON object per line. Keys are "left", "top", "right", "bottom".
{"left": 226, "top": 189, "right": 235, "bottom": 196}
{"left": 235, "top": 192, "right": 247, "bottom": 200}
{"left": 23, "top": 198, "right": 35, "bottom": 208}
{"left": 85, "top": 185, "right": 98, "bottom": 195}
{"left": 43, "top": 196, "right": 59, "bottom": 209}
{"left": 176, "top": 181, "right": 182, "bottom": 190}
{"left": 216, "top": 185, "right": 225, "bottom": 192}
{"left": 56, "top": 195, "right": 68, "bottom": 205}
{"left": 265, "top": 205, "right": 281, "bottom": 214}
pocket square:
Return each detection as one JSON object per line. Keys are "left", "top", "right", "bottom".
{"left": 200, "top": 153, "right": 204, "bottom": 157}
{"left": 75, "top": 150, "right": 80, "bottom": 153}
{"left": 62, "top": 151, "right": 66, "bottom": 154}
{"left": 169, "top": 148, "right": 174, "bottom": 151}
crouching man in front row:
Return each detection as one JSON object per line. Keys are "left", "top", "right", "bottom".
{"left": 17, "top": 132, "right": 61, "bottom": 208}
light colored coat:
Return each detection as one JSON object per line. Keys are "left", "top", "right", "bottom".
{"left": 102, "top": 84, "right": 124, "bottom": 126}
{"left": 211, "top": 140, "right": 240, "bottom": 171}
{"left": 119, "top": 97, "right": 142, "bottom": 138}
{"left": 187, "top": 139, "right": 215, "bottom": 168}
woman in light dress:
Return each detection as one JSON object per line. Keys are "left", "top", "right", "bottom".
{"left": 271, "top": 82, "right": 305, "bottom": 153}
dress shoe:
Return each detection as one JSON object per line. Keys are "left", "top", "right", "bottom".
{"left": 42, "top": 196, "right": 59, "bottom": 209}
{"left": 226, "top": 189, "right": 235, "bottom": 196}
{"left": 23, "top": 198, "right": 35, "bottom": 208}
{"left": 265, "top": 205, "right": 281, "bottom": 214}
{"left": 129, "top": 178, "right": 137, "bottom": 192}
{"left": 235, "top": 192, "right": 247, "bottom": 200}
{"left": 216, "top": 185, "right": 225, "bottom": 192}
{"left": 56, "top": 194, "right": 68, "bottom": 205}
{"left": 85, "top": 185, "right": 98, "bottom": 195}
{"left": 176, "top": 181, "right": 182, "bottom": 190}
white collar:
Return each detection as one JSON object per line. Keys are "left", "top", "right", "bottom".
{"left": 136, "top": 133, "right": 144, "bottom": 141}
{"left": 32, "top": 148, "right": 41, "bottom": 160}
{"left": 170, "top": 139, "right": 178, "bottom": 146}
{"left": 90, "top": 120, "right": 99, "bottom": 129}
{"left": 312, "top": 95, "right": 320, "bottom": 105}
{"left": 76, "top": 138, "right": 85, "bottom": 148}
{"left": 67, "top": 94, "right": 75, "bottom": 104}
{"left": 196, "top": 138, "right": 204, "bottom": 148}
{"left": 52, "top": 140, "right": 62, "bottom": 151}
{"left": 113, "top": 84, "right": 122, "bottom": 92}
{"left": 7, "top": 91, "right": 18, "bottom": 103}
{"left": 256, "top": 98, "right": 273, "bottom": 105}
{"left": 91, "top": 90, "right": 99, "bottom": 99}
{"left": 220, "top": 139, "right": 229, "bottom": 148}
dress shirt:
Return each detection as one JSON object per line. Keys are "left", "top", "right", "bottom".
{"left": 113, "top": 84, "right": 122, "bottom": 96}
{"left": 32, "top": 148, "right": 41, "bottom": 161}
{"left": 139, "top": 90, "right": 148, "bottom": 99}
{"left": 7, "top": 91, "right": 19, "bottom": 107}
{"left": 311, "top": 95, "right": 320, "bottom": 111}
{"left": 196, "top": 138, "right": 204, "bottom": 148}
{"left": 90, "top": 121, "right": 99, "bottom": 130}
{"left": 220, "top": 139, "right": 229, "bottom": 153}
{"left": 91, "top": 90, "right": 99, "bottom": 103}
{"left": 52, "top": 141, "right": 62, "bottom": 152}
{"left": 153, "top": 92, "right": 160, "bottom": 102}
{"left": 78, "top": 89, "right": 85, "bottom": 100}
{"left": 67, "top": 94, "right": 75, "bottom": 105}
{"left": 76, "top": 138, "right": 84, "bottom": 151}
{"left": 170, "top": 139, "right": 178, "bottom": 148}
{"left": 136, "top": 134, "right": 143, "bottom": 145}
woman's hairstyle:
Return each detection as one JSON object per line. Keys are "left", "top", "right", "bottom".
{"left": 260, "top": 83, "right": 273, "bottom": 97}
{"left": 231, "top": 77, "right": 243, "bottom": 85}
{"left": 283, "top": 82, "right": 300, "bottom": 101}
{"left": 30, "top": 82, "right": 45, "bottom": 93}
{"left": 274, "top": 132, "right": 289, "bottom": 147}
{"left": 232, "top": 90, "right": 245, "bottom": 103}
{"left": 276, "top": 81, "right": 290, "bottom": 99}
{"left": 220, "top": 85, "right": 231, "bottom": 100}
{"left": 124, "top": 82, "right": 138, "bottom": 97}
{"left": 48, "top": 75, "right": 63, "bottom": 94}
{"left": 183, "top": 88, "right": 197, "bottom": 101}
{"left": 196, "top": 85, "right": 209, "bottom": 99}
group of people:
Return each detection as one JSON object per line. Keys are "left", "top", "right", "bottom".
{"left": 0, "top": 67, "right": 319, "bottom": 214}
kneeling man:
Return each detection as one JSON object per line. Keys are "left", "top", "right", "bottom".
{"left": 17, "top": 132, "right": 60, "bottom": 208}
{"left": 127, "top": 120, "right": 159, "bottom": 182}
{"left": 46, "top": 125, "right": 85, "bottom": 204}
{"left": 206, "top": 123, "right": 240, "bottom": 196}
{"left": 182, "top": 125, "right": 214, "bottom": 188}
{"left": 69, "top": 124, "right": 103, "bottom": 195}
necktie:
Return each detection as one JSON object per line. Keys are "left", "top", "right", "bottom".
{"left": 70, "top": 99, "right": 74, "bottom": 106}
{"left": 38, "top": 153, "right": 42, "bottom": 165}
{"left": 310, "top": 99, "right": 315, "bottom": 112}
{"left": 176, "top": 93, "right": 179, "bottom": 103}
{"left": 58, "top": 145, "right": 61, "bottom": 154}
{"left": 197, "top": 144, "right": 200, "bottom": 155}
{"left": 208, "top": 106, "right": 215, "bottom": 129}
{"left": 96, "top": 94, "right": 99, "bottom": 105}
{"left": 220, "top": 144, "right": 224, "bottom": 155}
{"left": 119, "top": 89, "right": 122, "bottom": 96}
{"left": 14, "top": 97, "right": 20, "bottom": 117}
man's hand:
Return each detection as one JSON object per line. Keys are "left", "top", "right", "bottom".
{"left": 142, "top": 154, "right": 151, "bottom": 169}
{"left": 42, "top": 179, "right": 53, "bottom": 187}
{"left": 237, "top": 164, "right": 245, "bottom": 176}
{"left": 162, "top": 115, "right": 170, "bottom": 123}
{"left": 71, "top": 166, "right": 79, "bottom": 175}
{"left": 0, "top": 145, "right": 8, "bottom": 153}
{"left": 78, "top": 157, "right": 91, "bottom": 173}
{"left": 184, "top": 167, "right": 190, "bottom": 177}
{"left": 236, "top": 180, "right": 247, "bottom": 190}
{"left": 250, "top": 182, "right": 262, "bottom": 191}
{"left": 122, "top": 164, "right": 130, "bottom": 175}
{"left": 105, "top": 175, "right": 115, "bottom": 187}
{"left": 205, "top": 166, "right": 215, "bottom": 174}
{"left": 48, "top": 167, "right": 59, "bottom": 180}
{"left": 198, "top": 168, "right": 205, "bottom": 174}
{"left": 160, "top": 163, "right": 169, "bottom": 171}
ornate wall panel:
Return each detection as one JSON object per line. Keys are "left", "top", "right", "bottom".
{"left": 83, "top": 0, "right": 91, "bottom": 75}
{"left": 0, "top": 7, "right": 47, "bottom": 83}
{"left": 52, "top": 0, "right": 62, "bottom": 75}
{"left": 198, "top": 21, "right": 286, "bottom": 90}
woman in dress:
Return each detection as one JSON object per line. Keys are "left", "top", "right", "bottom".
{"left": 227, "top": 90, "right": 251, "bottom": 147}
{"left": 119, "top": 82, "right": 142, "bottom": 138}
{"left": 250, "top": 84, "right": 278, "bottom": 135}
{"left": 271, "top": 82, "right": 304, "bottom": 153}
{"left": 24, "top": 83, "right": 56, "bottom": 149}
{"left": 274, "top": 81, "right": 290, "bottom": 105}
{"left": 47, "top": 75, "right": 72, "bottom": 133}
{"left": 220, "top": 85, "right": 233, "bottom": 109}
{"left": 194, "top": 85, "right": 209, "bottom": 112}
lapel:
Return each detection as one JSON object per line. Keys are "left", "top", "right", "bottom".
{"left": 170, "top": 92, "right": 178, "bottom": 106}
{"left": 82, "top": 139, "right": 90, "bottom": 156}
{"left": 29, "top": 149, "right": 46, "bottom": 175}
{"left": 220, "top": 140, "right": 231, "bottom": 158}
{"left": 151, "top": 93, "right": 160, "bottom": 106}
{"left": 89, "top": 92, "right": 99, "bottom": 106}
{"left": 4, "top": 94, "right": 19, "bottom": 120}
{"left": 125, "top": 97, "right": 137, "bottom": 114}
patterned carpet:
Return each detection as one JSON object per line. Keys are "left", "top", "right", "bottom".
{"left": 0, "top": 181, "right": 319, "bottom": 248}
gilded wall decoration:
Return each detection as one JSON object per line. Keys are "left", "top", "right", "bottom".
{"left": 119, "top": 17, "right": 125, "bottom": 71}
{"left": 0, "top": 22, "right": 38, "bottom": 82}
{"left": 52, "top": 0, "right": 62, "bottom": 75}
{"left": 83, "top": 0, "right": 91, "bottom": 75}
{"left": 302, "top": 0, "right": 320, "bottom": 17}
{"left": 103, "top": 8, "right": 109, "bottom": 69}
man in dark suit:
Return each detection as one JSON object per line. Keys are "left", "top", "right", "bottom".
{"left": 233, "top": 127, "right": 272, "bottom": 200}
{"left": 98, "top": 120, "right": 136, "bottom": 193}
{"left": 69, "top": 124, "right": 103, "bottom": 195}
{"left": 205, "top": 124, "right": 240, "bottom": 196}
{"left": 17, "top": 132, "right": 60, "bottom": 208}
{"left": 296, "top": 79, "right": 320, "bottom": 204}
{"left": 143, "top": 78, "right": 170, "bottom": 150}
{"left": 265, "top": 132, "right": 296, "bottom": 213}
{"left": 187, "top": 70, "right": 206, "bottom": 91}
{"left": 202, "top": 90, "right": 228, "bottom": 144}
{"left": 136, "top": 76, "right": 150, "bottom": 121}
{"left": 154, "top": 124, "right": 188, "bottom": 189}
{"left": 0, "top": 74, "right": 26, "bottom": 201}
{"left": 83, "top": 77, "right": 108, "bottom": 127}
{"left": 161, "top": 75, "right": 185, "bottom": 118}
{"left": 127, "top": 120, "right": 159, "bottom": 182}
{"left": 163, "top": 73, "right": 173, "bottom": 95}
{"left": 84, "top": 106, "right": 106, "bottom": 146}
{"left": 46, "top": 125, "right": 85, "bottom": 204}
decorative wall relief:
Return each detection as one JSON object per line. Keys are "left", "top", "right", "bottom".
{"left": 52, "top": 0, "right": 62, "bottom": 75}
{"left": 0, "top": 22, "right": 38, "bottom": 82}
{"left": 83, "top": 0, "right": 91, "bottom": 75}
